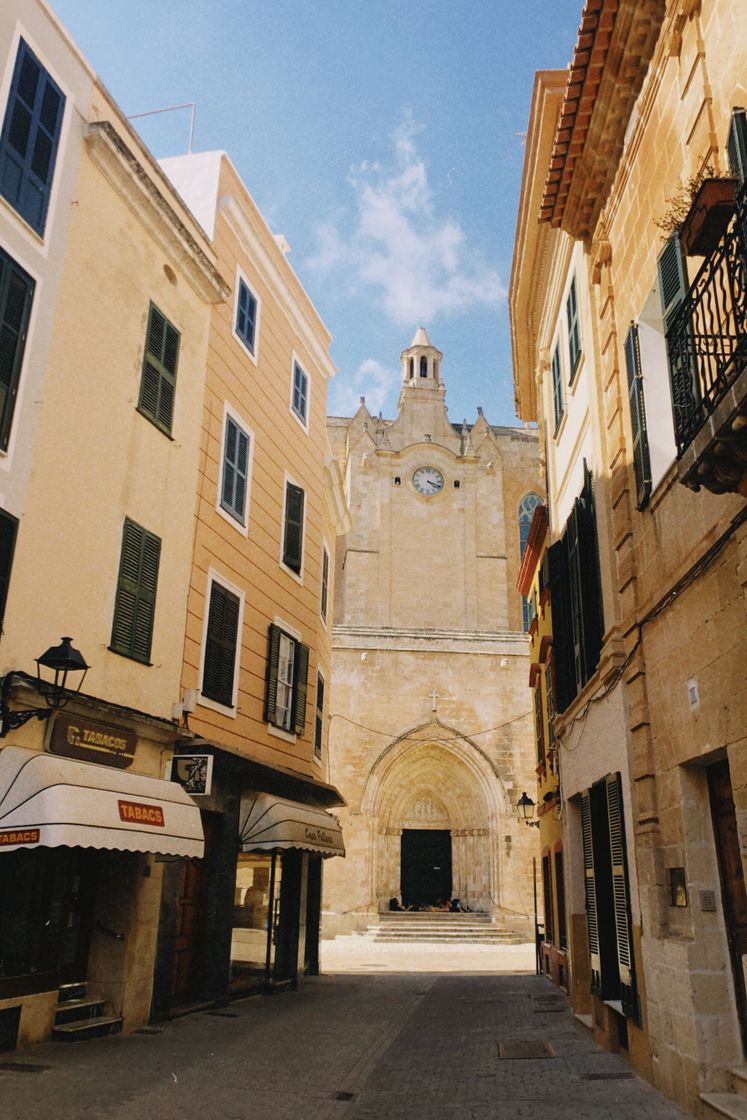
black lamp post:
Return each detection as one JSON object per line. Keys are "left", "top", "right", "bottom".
{"left": 517, "top": 791, "right": 540, "bottom": 829}
{"left": 0, "top": 637, "right": 89, "bottom": 738}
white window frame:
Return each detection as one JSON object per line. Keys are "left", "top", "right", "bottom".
{"left": 197, "top": 567, "right": 245, "bottom": 716}
{"left": 232, "top": 266, "right": 260, "bottom": 364}
{"left": 216, "top": 401, "right": 254, "bottom": 536}
{"left": 279, "top": 471, "right": 306, "bottom": 584}
{"left": 267, "top": 615, "right": 302, "bottom": 743}
{"left": 289, "top": 352, "right": 310, "bottom": 432}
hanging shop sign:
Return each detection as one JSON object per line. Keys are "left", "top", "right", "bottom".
{"left": 48, "top": 712, "right": 137, "bottom": 768}
{"left": 170, "top": 753, "right": 213, "bottom": 797}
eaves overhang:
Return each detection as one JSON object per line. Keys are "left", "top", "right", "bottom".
{"left": 540, "top": 0, "right": 666, "bottom": 240}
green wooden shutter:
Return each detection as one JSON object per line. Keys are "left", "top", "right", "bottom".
{"left": 658, "top": 236, "right": 688, "bottom": 333}
{"left": 542, "top": 854, "right": 554, "bottom": 944}
{"left": 606, "top": 773, "right": 638, "bottom": 1019}
{"left": 202, "top": 581, "right": 240, "bottom": 706}
{"left": 138, "top": 303, "right": 180, "bottom": 435}
{"left": 547, "top": 539, "right": 575, "bottom": 713}
{"left": 533, "top": 686, "right": 545, "bottom": 766}
{"left": 314, "top": 672, "right": 325, "bottom": 756}
{"left": 321, "top": 547, "right": 329, "bottom": 620}
{"left": 624, "top": 323, "right": 652, "bottom": 509}
{"left": 0, "top": 248, "right": 35, "bottom": 452}
{"left": 0, "top": 509, "right": 18, "bottom": 632}
{"left": 581, "top": 789, "right": 603, "bottom": 995}
{"left": 551, "top": 343, "right": 564, "bottom": 432}
{"left": 263, "top": 623, "right": 282, "bottom": 723}
{"left": 728, "top": 108, "right": 747, "bottom": 182}
{"left": 221, "top": 416, "right": 249, "bottom": 522}
{"left": 566, "top": 277, "right": 581, "bottom": 379}
{"left": 283, "top": 483, "right": 305, "bottom": 573}
{"left": 566, "top": 503, "right": 584, "bottom": 693}
{"left": 292, "top": 642, "right": 310, "bottom": 735}
{"left": 110, "top": 518, "right": 161, "bottom": 663}
{"left": 578, "top": 464, "right": 604, "bottom": 683}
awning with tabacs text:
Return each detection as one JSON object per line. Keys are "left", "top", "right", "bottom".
{"left": 239, "top": 791, "right": 344, "bottom": 858}
{"left": 0, "top": 746, "right": 203, "bottom": 857}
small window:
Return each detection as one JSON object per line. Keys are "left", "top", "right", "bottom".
{"left": 137, "top": 303, "right": 180, "bottom": 436}
{"left": 566, "top": 276, "right": 581, "bottom": 380}
{"left": 264, "top": 623, "right": 309, "bottom": 735}
{"left": 419, "top": 356, "right": 428, "bottom": 378}
{"left": 282, "top": 481, "right": 305, "bottom": 575}
{"left": 235, "top": 277, "right": 258, "bottom": 356}
{"left": 453, "top": 479, "right": 460, "bottom": 489}
{"left": 0, "top": 246, "right": 35, "bottom": 452}
{"left": 0, "top": 40, "right": 66, "bottom": 236}
{"left": 315, "top": 671, "right": 325, "bottom": 759}
{"left": 551, "top": 343, "right": 564, "bottom": 434}
{"left": 320, "top": 546, "right": 329, "bottom": 622}
{"left": 291, "top": 360, "right": 309, "bottom": 426}
{"left": 220, "top": 412, "right": 251, "bottom": 525}
{"left": 110, "top": 518, "right": 161, "bottom": 664}
{"left": 201, "top": 578, "right": 241, "bottom": 708}
{"left": 394, "top": 476, "right": 401, "bottom": 486}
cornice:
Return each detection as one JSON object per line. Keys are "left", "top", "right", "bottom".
{"left": 220, "top": 195, "right": 336, "bottom": 381}
{"left": 333, "top": 625, "right": 530, "bottom": 657}
{"left": 540, "top": 0, "right": 666, "bottom": 241}
{"left": 85, "top": 122, "right": 228, "bottom": 305}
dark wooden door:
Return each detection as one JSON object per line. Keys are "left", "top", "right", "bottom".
{"left": 709, "top": 759, "right": 747, "bottom": 1050}
{"left": 58, "top": 850, "right": 98, "bottom": 983}
{"left": 400, "top": 829, "right": 452, "bottom": 907}
{"left": 171, "top": 815, "right": 212, "bottom": 1006}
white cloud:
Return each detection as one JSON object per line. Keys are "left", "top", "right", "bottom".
{"left": 329, "top": 358, "right": 400, "bottom": 417}
{"left": 307, "top": 111, "right": 505, "bottom": 327}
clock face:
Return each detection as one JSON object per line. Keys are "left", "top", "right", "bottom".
{"left": 412, "top": 466, "right": 445, "bottom": 496}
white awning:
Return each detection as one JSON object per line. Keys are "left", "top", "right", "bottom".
{"left": 0, "top": 746, "right": 203, "bottom": 858}
{"left": 239, "top": 792, "right": 344, "bottom": 858}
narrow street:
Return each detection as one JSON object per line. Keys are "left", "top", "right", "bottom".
{"left": 1, "top": 957, "right": 686, "bottom": 1120}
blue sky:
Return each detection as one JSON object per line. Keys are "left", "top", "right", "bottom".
{"left": 54, "top": 1, "right": 580, "bottom": 426}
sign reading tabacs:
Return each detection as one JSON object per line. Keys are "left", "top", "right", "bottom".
{"left": 118, "top": 800, "right": 165, "bottom": 827}
{"left": 48, "top": 712, "right": 137, "bottom": 768}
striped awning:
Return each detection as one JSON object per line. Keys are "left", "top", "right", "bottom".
{"left": 239, "top": 791, "right": 344, "bottom": 858}
{"left": 0, "top": 746, "right": 203, "bottom": 857}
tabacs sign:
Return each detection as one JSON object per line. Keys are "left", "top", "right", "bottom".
{"left": 170, "top": 754, "right": 213, "bottom": 797}
{"left": 48, "top": 712, "right": 136, "bottom": 768}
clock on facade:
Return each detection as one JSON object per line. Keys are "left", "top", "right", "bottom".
{"left": 412, "top": 466, "right": 445, "bottom": 495}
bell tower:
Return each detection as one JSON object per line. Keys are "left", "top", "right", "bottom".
{"left": 400, "top": 326, "right": 443, "bottom": 388}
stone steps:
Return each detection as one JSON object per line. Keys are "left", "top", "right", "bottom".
{"left": 51, "top": 982, "right": 123, "bottom": 1043}
{"left": 366, "top": 912, "right": 527, "bottom": 944}
{"left": 52, "top": 1016, "right": 123, "bottom": 1043}
{"left": 700, "top": 1093, "right": 747, "bottom": 1120}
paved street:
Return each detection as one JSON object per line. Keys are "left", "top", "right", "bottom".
{"left": 1, "top": 945, "right": 687, "bottom": 1120}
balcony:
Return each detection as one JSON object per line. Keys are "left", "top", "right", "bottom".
{"left": 666, "top": 183, "right": 747, "bottom": 495}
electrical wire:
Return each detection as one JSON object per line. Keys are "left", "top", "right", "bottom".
{"left": 328, "top": 707, "right": 533, "bottom": 742}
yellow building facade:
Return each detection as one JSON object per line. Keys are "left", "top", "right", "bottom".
{"left": 513, "top": 1, "right": 747, "bottom": 1115}
{"left": 0, "top": 2, "right": 225, "bottom": 1047}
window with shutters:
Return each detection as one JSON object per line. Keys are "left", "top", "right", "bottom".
{"left": 263, "top": 622, "right": 309, "bottom": 737}
{"left": 566, "top": 276, "right": 582, "bottom": 381}
{"left": 0, "top": 40, "right": 66, "bottom": 236}
{"left": 0, "top": 246, "right": 35, "bottom": 452}
{"left": 555, "top": 848, "right": 567, "bottom": 952}
{"left": 0, "top": 508, "right": 18, "bottom": 634}
{"left": 623, "top": 323, "right": 652, "bottom": 509}
{"left": 281, "top": 478, "right": 305, "bottom": 577}
{"left": 234, "top": 274, "right": 259, "bottom": 359}
{"left": 218, "top": 406, "right": 253, "bottom": 529}
{"left": 110, "top": 518, "right": 161, "bottom": 664}
{"left": 533, "top": 686, "right": 545, "bottom": 767}
{"left": 200, "top": 574, "right": 243, "bottom": 709}
{"left": 137, "top": 303, "right": 180, "bottom": 436}
{"left": 580, "top": 778, "right": 637, "bottom": 1018}
{"left": 290, "top": 359, "right": 309, "bottom": 428}
{"left": 320, "top": 545, "right": 330, "bottom": 622}
{"left": 314, "top": 670, "right": 325, "bottom": 759}
{"left": 547, "top": 464, "right": 604, "bottom": 713}
{"left": 551, "top": 342, "right": 564, "bottom": 434}
{"left": 545, "top": 660, "right": 556, "bottom": 757}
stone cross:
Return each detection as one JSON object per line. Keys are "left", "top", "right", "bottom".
{"left": 429, "top": 688, "right": 439, "bottom": 713}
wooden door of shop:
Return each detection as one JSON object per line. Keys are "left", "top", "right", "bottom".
{"left": 171, "top": 815, "right": 212, "bottom": 1006}
{"left": 708, "top": 759, "right": 747, "bottom": 1050}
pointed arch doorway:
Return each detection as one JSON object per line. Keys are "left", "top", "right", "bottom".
{"left": 363, "top": 729, "right": 506, "bottom": 915}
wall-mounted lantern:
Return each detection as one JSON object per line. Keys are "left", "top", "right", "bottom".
{"left": 517, "top": 791, "right": 540, "bottom": 829}
{"left": 0, "top": 637, "right": 89, "bottom": 738}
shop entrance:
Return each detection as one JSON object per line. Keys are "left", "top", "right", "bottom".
{"left": 400, "top": 829, "right": 452, "bottom": 907}
{"left": 708, "top": 759, "right": 747, "bottom": 1050}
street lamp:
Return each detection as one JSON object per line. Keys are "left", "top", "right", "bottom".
{"left": 517, "top": 791, "right": 540, "bottom": 829}
{"left": 0, "top": 637, "right": 89, "bottom": 737}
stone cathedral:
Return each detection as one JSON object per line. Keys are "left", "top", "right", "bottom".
{"left": 323, "top": 329, "right": 542, "bottom": 935}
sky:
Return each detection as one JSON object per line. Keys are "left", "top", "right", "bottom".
{"left": 53, "top": 1, "right": 581, "bottom": 426}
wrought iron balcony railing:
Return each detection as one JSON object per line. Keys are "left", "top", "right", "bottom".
{"left": 666, "top": 183, "right": 747, "bottom": 456}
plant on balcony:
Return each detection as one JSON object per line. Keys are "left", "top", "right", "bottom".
{"left": 655, "top": 165, "right": 717, "bottom": 239}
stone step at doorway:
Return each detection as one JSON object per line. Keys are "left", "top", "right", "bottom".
{"left": 366, "top": 912, "right": 528, "bottom": 944}
{"left": 52, "top": 982, "right": 123, "bottom": 1043}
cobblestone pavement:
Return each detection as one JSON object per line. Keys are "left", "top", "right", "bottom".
{"left": 0, "top": 970, "right": 688, "bottom": 1120}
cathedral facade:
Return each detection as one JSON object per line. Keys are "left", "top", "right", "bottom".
{"left": 323, "top": 330, "right": 542, "bottom": 934}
